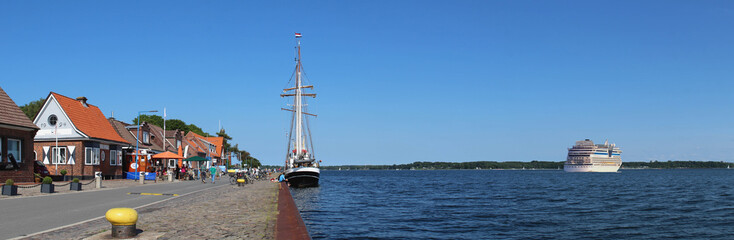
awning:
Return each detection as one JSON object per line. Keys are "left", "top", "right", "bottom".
{"left": 183, "top": 156, "right": 209, "bottom": 162}
{"left": 152, "top": 151, "right": 183, "bottom": 159}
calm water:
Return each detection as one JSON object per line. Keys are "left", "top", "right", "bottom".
{"left": 289, "top": 169, "right": 734, "bottom": 239}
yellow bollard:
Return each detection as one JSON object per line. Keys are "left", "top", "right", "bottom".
{"left": 105, "top": 208, "right": 138, "bottom": 238}
{"left": 237, "top": 178, "right": 245, "bottom": 187}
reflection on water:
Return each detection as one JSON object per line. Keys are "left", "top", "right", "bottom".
{"left": 291, "top": 169, "right": 734, "bottom": 239}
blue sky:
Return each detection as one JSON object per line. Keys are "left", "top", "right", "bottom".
{"left": 2, "top": 1, "right": 734, "bottom": 165}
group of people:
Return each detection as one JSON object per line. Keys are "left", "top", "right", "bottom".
{"left": 147, "top": 164, "right": 283, "bottom": 184}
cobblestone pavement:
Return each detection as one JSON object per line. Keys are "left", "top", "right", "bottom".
{"left": 2, "top": 178, "right": 180, "bottom": 199}
{"left": 23, "top": 180, "right": 279, "bottom": 240}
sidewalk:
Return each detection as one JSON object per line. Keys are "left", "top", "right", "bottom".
{"left": 1, "top": 178, "right": 183, "bottom": 199}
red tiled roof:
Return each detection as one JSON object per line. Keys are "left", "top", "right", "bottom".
{"left": 107, "top": 118, "right": 136, "bottom": 146}
{"left": 204, "top": 136, "right": 224, "bottom": 158}
{"left": 52, "top": 93, "right": 128, "bottom": 144}
{"left": 0, "top": 86, "right": 39, "bottom": 130}
{"left": 186, "top": 131, "right": 219, "bottom": 157}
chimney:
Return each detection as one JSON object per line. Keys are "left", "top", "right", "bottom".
{"left": 76, "top": 96, "right": 88, "bottom": 107}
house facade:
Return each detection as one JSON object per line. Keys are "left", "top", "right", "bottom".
{"left": 184, "top": 131, "right": 213, "bottom": 168}
{"left": 0, "top": 86, "right": 40, "bottom": 183}
{"left": 33, "top": 93, "right": 129, "bottom": 179}
{"left": 204, "top": 136, "right": 226, "bottom": 166}
{"left": 109, "top": 118, "right": 187, "bottom": 174}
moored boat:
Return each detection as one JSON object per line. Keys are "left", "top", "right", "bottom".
{"left": 281, "top": 33, "right": 320, "bottom": 187}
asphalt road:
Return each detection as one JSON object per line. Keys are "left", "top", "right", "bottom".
{"left": 0, "top": 180, "right": 225, "bottom": 239}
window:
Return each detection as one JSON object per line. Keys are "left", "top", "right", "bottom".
{"left": 168, "top": 159, "right": 176, "bottom": 168}
{"left": 142, "top": 131, "right": 150, "bottom": 144}
{"left": 34, "top": 151, "right": 37, "bottom": 160}
{"left": 7, "top": 139, "right": 21, "bottom": 163}
{"left": 52, "top": 147, "right": 67, "bottom": 164}
{"left": 48, "top": 114, "right": 58, "bottom": 126}
{"left": 118, "top": 151, "right": 122, "bottom": 166}
{"left": 177, "top": 140, "right": 181, "bottom": 148}
{"left": 85, "top": 147, "right": 100, "bottom": 165}
{"left": 101, "top": 150, "right": 106, "bottom": 162}
{"left": 110, "top": 150, "right": 116, "bottom": 166}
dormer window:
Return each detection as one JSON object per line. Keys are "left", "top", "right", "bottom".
{"left": 143, "top": 131, "right": 150, "bottom": 144}
{"left": 176, "top": 140, "right": 181, "bottom": 148}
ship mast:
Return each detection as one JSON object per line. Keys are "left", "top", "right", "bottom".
{"left": 295, "top": 38, "right": 304, "bottom": 156}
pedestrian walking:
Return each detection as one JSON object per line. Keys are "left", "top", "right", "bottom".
{"left": 210, "top": 166, "right": 217, "bottom": 184}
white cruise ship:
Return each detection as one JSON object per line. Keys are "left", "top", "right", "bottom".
{"left": 564, "top": 139, "right": 622, "bottom": 172}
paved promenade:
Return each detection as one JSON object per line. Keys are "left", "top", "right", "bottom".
{"left": 1, "top": 179, "right": 279, "bottom": 240}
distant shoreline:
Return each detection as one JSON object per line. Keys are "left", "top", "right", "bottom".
{"left": 319, "top": 161, "right": 733, "bottom": 170}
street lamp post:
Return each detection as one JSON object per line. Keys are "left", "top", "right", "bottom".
{"left": 135, "top": 110, "right": 158, "bottom": 180}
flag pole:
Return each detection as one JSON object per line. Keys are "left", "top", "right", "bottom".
{"left": 163, "top": 108, "right": 166, "bottom": 151}
{"left": 54, "top": 124, "right": 58, "bottom": 173}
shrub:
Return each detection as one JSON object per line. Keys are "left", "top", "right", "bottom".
{"left": 72, "top": 178, "right": 80, "bottom": 183}
{"left": 5, "top": 179, "right": 14, "bottom": 186}
{"left": 60, "top": 169, "right": 67, "bottom": 175}
{"left": 42, "top": 177, "right": 53, "bottom": 184}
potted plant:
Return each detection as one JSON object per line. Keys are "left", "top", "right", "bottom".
{"left": 34, "top": 173, "right": 42, "bottom": 183}
{"left": 60, "top": 169, "right": 68, "bottom": 181}
{"left": 41, "top": 177, "right": 54, "bottom": 193}
{"left": 70, "top": 178, "right": 82, "bottom": 191}
{"left": 2, "top": 179, "right": 17, "bottom": 196}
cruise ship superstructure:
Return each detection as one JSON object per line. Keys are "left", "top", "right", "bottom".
{"left": 564, "top": 139, "right": 622, "bottom": 172}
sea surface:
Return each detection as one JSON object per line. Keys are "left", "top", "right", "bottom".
{"left": 289, "top": 169, "right": 734, "bottom": 239}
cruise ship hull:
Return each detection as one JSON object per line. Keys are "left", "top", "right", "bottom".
{"left": 564, "top": 164, "right": 620, "bottom": 172}
{"left": 285, "top": 167, "right": 320, "bottom": 188}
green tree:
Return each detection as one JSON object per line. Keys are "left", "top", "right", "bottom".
{"left": 19, "top": 98, "right": 45, "bottom": 120}
{"left": 242, "top": 156, "right": 261, "bottom": 168}
{"left": 217, "top": 128, "right": 233, "bottom": 153}
{"left": 165, "top": 119, "right": 188, "bottom": 132}
{"left": 132, "top": 114, "right": 164, "bottom": 127}
{"left": 132, "top": 115, "right": 212, "bottom": 136}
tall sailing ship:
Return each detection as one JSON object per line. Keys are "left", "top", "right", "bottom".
{"left": 281, "top": 33, "right": 320, "bottom": 187}
{"left": 564, "top": 139, "right": 622, "bottom": 172}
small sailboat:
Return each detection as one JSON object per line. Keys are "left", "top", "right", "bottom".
{"left": 281, "top": 33, "right": 320, "bottom": 188}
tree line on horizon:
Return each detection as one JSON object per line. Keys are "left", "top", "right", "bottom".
{"left": 19, "top": 99, "right": 261, "bottom": 168}
{"left": 319, "top": 160, "right": 733, "bottom": 170}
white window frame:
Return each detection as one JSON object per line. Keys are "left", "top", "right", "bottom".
{"left": 52, "top": 147, "right": 67, "bottom": 164}
{"left": 143, "top": 131, "right": 150, "bottom": 144}
{"left": 168, "top": 159, "right": 176, "bottom": 168}
{"left": 110, "top": 150, "right": 117, "bottom": 166}
{"left": 85, "top": 147, "right": 100, "bottom": 165}
{"left": 34, "top": 151, "right": 37, "bottom": 161}
{"left": 7, "top": 139, "right": 21, "bottom": 163}
{"left": 176, "top": 140, "right": 181, "bottom": 148}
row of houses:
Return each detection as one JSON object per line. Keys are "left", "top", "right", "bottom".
{"left": 0, "top": 87, "right": 230, "bottom": 182}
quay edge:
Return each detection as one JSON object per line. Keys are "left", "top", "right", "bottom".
{"left": 275, "top": 182, "right": 311, "bottom": 240}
